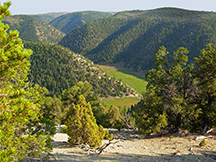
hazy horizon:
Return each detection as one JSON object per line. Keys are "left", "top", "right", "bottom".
{"left": 1, "top": 0, "right": 216, "bottom": 15}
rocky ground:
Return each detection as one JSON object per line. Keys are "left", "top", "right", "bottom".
{"left": 45, "top": 129, "right": 216, "bottom": 162}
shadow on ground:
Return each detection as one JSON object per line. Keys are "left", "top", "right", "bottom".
{"left": 47, "top": 149, "right": 216, "bottom": 162}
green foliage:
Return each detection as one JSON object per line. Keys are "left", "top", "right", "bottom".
{"left": 59, "top": 8, "right": 216, "bottom": 72}
{"left": 101, "top": 97, "right": 140, "bottom": 109}
{"left": 60, "top": 126, "right": 67, "bottom": 133}
{"left": 135, "top": 90, "right": 168, "bottom": 134}
{"left": 25, "top": 41, "right": 133, "bottom": 98}
{"left": 60, "top": 81, "right": 97, "bottom": 122}
{"left": 135, "top": 46, "right": 201, "bottom": 134}
{"left": 135, "top": 44, "right": 216, "bottom": 134}
{"left": 195, "top": 44, "right": 216, "bottom": 129}
{"left": 61, "top": 81, "right": 96, "bottom": 106}
{"left": 91, "top": 103, "right": 111, "bottom": 128}
{"left": 60, "top": 81, "right": 124, "bottom": 130}
{"left": 103, "top": 130, "right": 114, "bottom": 140}
{"left": 199, "top": 139, "right": 207, "bottom": 147}
{"left": 50, "top": 11, "right": 113, "bottom": 33}
{"left": 106, "top": 105, "right": 124, "bottom": 130}
{"left": 3, "top": 15, "right": 65, "bottom": 44}
{"left": 65, "top": 95, "right": 104, "bottom": 148}
{"left": 107, "top": 106, "right": 120, "bottom": 127}
{"left": 47, "top": 95, "right": 64, "bottom": 124}
{"left": 0, "top": 2, "right": 53, "bottom": 161}
{"left": 169, "top": 135, "right": 174, "bottom": 140}
{"left": 25, "top": 84, "right": 56, "bottom": 139}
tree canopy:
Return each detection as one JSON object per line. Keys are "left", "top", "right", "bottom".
{"left": 0, "top": 2, "right": 54, "bottom": 161}
{"left": 59, "top": 8, "right": 216, "bottom": 72}
{"left": 135, "top": 44, "right": 216, "bottom": 134}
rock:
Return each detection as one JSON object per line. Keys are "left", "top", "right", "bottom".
{"left": 52, "top": 133, "right": 69, "bottom": 142}
{"left": 173, "top": 150, "right": 181, "bottom": 156}
{"left": 188, "top": 144, "right": 193, "bottom": 152}
{"left": 195, "top": 136, "right": 207, "bottom": 140}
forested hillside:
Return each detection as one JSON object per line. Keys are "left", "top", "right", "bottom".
{"left": 32, "top": 12, "right": 68, "bottom": 23}
{"left": 2, "top": 15, "right": 65, "bottom": 44}
{"left": 49, "top": 11, "right": 114, "bottom": 33}
{"left": 59, "top": 8, "right": 216, "bottom": 72}
{"left": 25, "top": 42, "right": 136, "bottom": 97}
{"left": 3, "top": 1, "right": 216, "bottom": 161}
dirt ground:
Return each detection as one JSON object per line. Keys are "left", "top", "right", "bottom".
{"left": 47, "top": 129, "right": 216, "bottom": 162}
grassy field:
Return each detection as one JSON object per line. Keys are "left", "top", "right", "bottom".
{"left": 101, "top": 97, "right": 140, "bottom": 109}
{"left": 98, "top": 65, "right": 148, "bottom": 94}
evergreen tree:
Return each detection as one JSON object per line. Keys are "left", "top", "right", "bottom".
{"left": 135, "top": 89, "right": 168, "bottom": 134}
{"left": 0, "top": 2, "right": 53, "bottom": 161}
{"left": 135, "top": 46, "right": 201, "bottom": 134}
{"left": 195, "top": 44, "right": 216, "bottom": 130}
{"left": 65, "top": 95, "right": 104, "bottom": 148}
{"left": 61, "top": 81, "right": 98, "bottom": 123}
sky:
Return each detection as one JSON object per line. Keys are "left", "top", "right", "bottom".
{"left": 1, "top": 0, "right": 216, "bottom": 15}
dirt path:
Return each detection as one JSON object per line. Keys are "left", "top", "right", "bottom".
{"left": 48, "top": 129, "right": 216, "bottom": 161}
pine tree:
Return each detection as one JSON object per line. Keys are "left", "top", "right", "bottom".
{"left": 0, "top": 2, "right": 52, "bottom": 161}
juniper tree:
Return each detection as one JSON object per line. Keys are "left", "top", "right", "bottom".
{"left": 195, "top": 44, "right": 216, "bottom": 131}
{"left": 65, "top": 95, "right": 104, "bottom": 148}
{"left": 135, "top": 46, "right": 200, "bottom": 134}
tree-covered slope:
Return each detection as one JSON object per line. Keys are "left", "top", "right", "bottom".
{"left": 25, "top": 42, "right": 136, "bottom": 97}
{"left": 59, "top": 8, "right": 216, "bottom": 72}
{"left": 3, "top": 15, "right": 65, "bottom": 44}
{"left": 32, "top": 12, "right": 68, "bottom": 23}
{"left": 49, "top": 11, "right": 114, "bottom": 33}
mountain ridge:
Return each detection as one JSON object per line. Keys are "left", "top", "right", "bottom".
{"left": 59, "top": 8, "right": 216, "bottom": 72}
{"left": 31, "top": 12, "right": 68, "bottom": 23}
{"left": 49, "top": 11, "right": 114, "bottom": 33}
{"left": 3, "top": 15, "right": 65, "bottom": 44}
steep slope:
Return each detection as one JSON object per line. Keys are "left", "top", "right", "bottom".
{"left": 32, "top": 12, "right": 68, "bottom": 23}
{"left": 59, "top": 8, "right": 216, "bottom": 72}
{"left": 24, "top": 42, "right": 136, "bottom": 97}
{"left": 49, "top": 11, "right": 114, "bottom": 33}
{"left": 3, "top": 15, "right": 65, "bottom": 44}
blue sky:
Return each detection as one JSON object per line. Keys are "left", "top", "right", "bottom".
{"left": 1, "top": 0, "right": 216, "bottom": 15}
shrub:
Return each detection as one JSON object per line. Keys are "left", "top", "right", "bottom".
{"left": 103, "top": 130, "right": 114, "bottom": 140}
{"left": 65, "top": 95, "right": 104, "bottom": 148}
{"left": 199, "top": 139, "right": 207, "bottom": 147}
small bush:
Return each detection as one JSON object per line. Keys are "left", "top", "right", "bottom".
{"left": 169, "top": 135, "right": 174, "bottom": 140}
{"left": 103, "top": 130, "right": 114, "bottom": 140}
{"left": 199, "top": 139, "right": 207, "bottom": 147}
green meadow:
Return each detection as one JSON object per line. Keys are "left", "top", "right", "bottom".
{"left": 101, "top": 97, "right": 140, "bottom": 109}
{"left": 98, "top": 65, "right": 148, "bottom": 95}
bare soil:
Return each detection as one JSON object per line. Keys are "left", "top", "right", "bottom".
{"left": 48, "top": 129, "right": 216, "bottom": 162}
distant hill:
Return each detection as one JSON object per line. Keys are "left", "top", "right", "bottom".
{"left": 31, "top": 12, "right": 68, "bottom": 23}
{"left": 3, "top": 15, "right": 65, "bottom": 44}
{"left": 59, "top": 8, "right": 216, "bottom": 72}
{"left": 49, "top": 11, "right": 114, "bottom": 33}
{"left": 24, "top": 42, "right": 136, "bottom": 97}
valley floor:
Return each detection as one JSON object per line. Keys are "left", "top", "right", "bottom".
{"left": 47, "top": 129, "right": 216, "bottom": 162}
